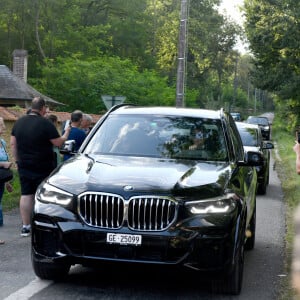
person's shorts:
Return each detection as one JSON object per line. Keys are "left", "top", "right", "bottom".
{"left": 18, "top": 168, "right": 50, "bottom": 195}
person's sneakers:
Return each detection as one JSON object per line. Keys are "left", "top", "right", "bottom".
{"left": 20, "top": 227, "right": 30, "bottom": 237}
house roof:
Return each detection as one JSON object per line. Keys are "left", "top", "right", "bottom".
{"left": 0, "top": 65, "right": 64, "bottom": 106}
{"left": 0, "top": 106, "right": 20, "bottom": 121}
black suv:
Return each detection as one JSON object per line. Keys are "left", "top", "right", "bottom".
{"left": 236, "top": 122, "right": 274, "bottom": 194}
{"left": 31, "top": 105, "right": 261, "bottom": 295}
{"left": 246, "top": 116, "right": 271, "bottom": 140}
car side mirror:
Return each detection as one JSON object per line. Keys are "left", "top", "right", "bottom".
{"left": 263, "top": 141, "right": 274, "bottom": 150}
{"left": 238, "top": 151, "right": 264, "bottom": 166}
{"left": 60, "top": 140, "right": 76, "bottom": 155}
{"left": 246, "top": 151, "right": 264, "bottom": 166}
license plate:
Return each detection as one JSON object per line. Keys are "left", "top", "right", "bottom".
{"left": 106, "top": 233, "right": 142, "bottom": 246}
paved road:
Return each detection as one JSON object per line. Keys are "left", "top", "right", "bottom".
{"left": 0, "top": 153, "right": 286, "bottom": 299}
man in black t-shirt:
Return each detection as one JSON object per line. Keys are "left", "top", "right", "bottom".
{"left": 10, "top": 97, "right": 71, "bottom": 237}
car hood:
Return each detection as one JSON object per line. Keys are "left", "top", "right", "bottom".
{"left": 47, "top": 154, "right": 232, "bottom": 199}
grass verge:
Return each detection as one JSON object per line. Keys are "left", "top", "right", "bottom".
{"left": 2, "top": 169, "right": 20, "bottom": 211}
{"left": 272, "top": 118, "right": 299, "bottom": 299}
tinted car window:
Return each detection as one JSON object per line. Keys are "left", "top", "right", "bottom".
{"left": 85, "top": 114, "right": 228, "bottom": 161}
{"left": 239, "top": 127, "right": 258, "bottom": 146}
{"left": 247, "top": 116, "right": 269, "bottom": 126}
{"left": 225, "top": 116, "right": 244, "bottom": 161}
{"left": 245, "top": 116, "right": 271, "bottom": 140}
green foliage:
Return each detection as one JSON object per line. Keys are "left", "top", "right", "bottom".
{"left": 222, "top": 83, "right": 248, "bottom": 110}
{"left": 273, "top": 95, "right": 300, "bottom": 133}
{"left": 244, "top": 0, "right": 300, "bottom": 102}
{"left": 0, "top": 0, "right": 255, "bottom": 111}
{"left": 2, "top": 169, "right": 20, "bottom": 211}
{"left": 271, "top": 112, "right": 300, "bottom": 299}
{"left": 187, "top": 1, "right": 242, "bottom": 104}
{"left": 34, "top": 55, "right": 178, "bottom": 112}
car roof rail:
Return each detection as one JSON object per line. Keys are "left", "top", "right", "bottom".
{"left": 98, "top": 103, "right": 136, "bottom": 125}
{"left": 83, "top": 103, "right": 136, "bottom": 141}
{"left": 106, "top": 103, "right": 136, "bottom": 114}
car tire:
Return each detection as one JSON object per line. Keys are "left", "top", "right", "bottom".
{"left": 245, "top": 204, "right": 256, "bottom": 250}
{"left": 258, "top": 180, "right": 267, "bottom": 195}
{"left": 266, "top": 161, "right": 270, "bottom": 184}
{"left": 223, "top": 226, "right": 245, "bottom": 295}
{"left": 31, "top": 250, "right": 71, "bottom": 280}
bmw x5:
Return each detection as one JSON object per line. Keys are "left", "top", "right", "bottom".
{"left": 31, "top": 105, "right": 261, "bottom": 295}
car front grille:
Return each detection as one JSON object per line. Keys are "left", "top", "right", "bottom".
{"left": 78, "top": 193, "right": 177, "bottom": 231}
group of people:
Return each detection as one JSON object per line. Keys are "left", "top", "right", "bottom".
{"left": 47, "top": 110, "right": 92, "bottom": 163}
{"left": 0, "top": 97, "right": 93, "bottom": 243}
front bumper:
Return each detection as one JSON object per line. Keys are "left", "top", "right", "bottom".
{"left": 32, "top": 201, "right": 242, "bottom": 272}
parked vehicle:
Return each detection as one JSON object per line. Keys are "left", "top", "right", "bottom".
{"left": 31, "top": 105, "right": 262, "bottom": 295}
{"left": 230, "top": 112, "right": 241, "bottom": 121}
{"left": 236, "top": 122, "right": 274, "bottom": 194}
{"left": 246, "top": 116, "right": 271, "bottom": 140}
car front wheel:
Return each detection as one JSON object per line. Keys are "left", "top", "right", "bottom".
{"left": 245, "top": 204, "right": 256, "bottom": 250}
{"left": 258, "top": 180, "right": 267, "bottom": 195}
{"left": 223, "top": 227, "right": 245, "bottom": 295}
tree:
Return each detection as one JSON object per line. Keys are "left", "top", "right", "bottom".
{"left": 187, "top": 1, "right": 242, "bottom": 107}
{"left": 34, "top": 55, "right": 182, "bottom": 113}
{"left": 0, "top": 0, "right": 248, "bottom": 111}
{"left": 244, "top": 0, "right": 300, "bottom": 101}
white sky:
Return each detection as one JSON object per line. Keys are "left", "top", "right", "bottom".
{"left": 219, "top": 0, "right": 244, "bottom": 25}
{"left": 219, "top": 0, "right": 248, "bottom": 53}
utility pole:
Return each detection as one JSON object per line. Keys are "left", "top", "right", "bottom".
{"left": 232, "top": 56, "right": 238, "bottom": 113}
{"left": 176, "top": 0, "right": 188, "bottom": 108}
{"left": 254, "top": 88, "right": 257, "bottom": 114}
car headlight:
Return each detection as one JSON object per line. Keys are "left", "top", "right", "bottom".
{"left": 185, "top": 194, "right": 237, "bottom": 214}
{"left": 36, "top": 182, "right": 73, "bottom": 205}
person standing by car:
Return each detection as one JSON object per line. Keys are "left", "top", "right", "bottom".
{"left": 0, "top": 117, "right": 13, "bottom": 228}
{"left": 293, "top": 140, "right": 300, "bottom": 174}
{"left": 81, "top": 113, "right": 93, "bottom": 135}
{"left": 46, "top": 114, "right": 63, "bottom": 167}
{"left": 10, "top": 97, "right": 71, "bottom": 237}
{"left": 44, "top": 105, "right": 50, "bottom": 117}
{"left": 292, "top": 138, "right": 300, "bottom": 293}
{"left": 62, "top": 110, "right": 86, "bottom": 161}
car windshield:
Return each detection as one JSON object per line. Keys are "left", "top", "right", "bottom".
{"left": 84, "top": 114, "right": 228, "bottom": 161}
{"left": 248, "top": 117, "right": 269, "bottom": 126}
{"left": 238, "top": 127, "right": 258, "bottom": 147}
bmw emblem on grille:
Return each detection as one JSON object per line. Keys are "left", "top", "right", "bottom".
{"left": 124, "top": 185, "right": 134, "bottom": 191}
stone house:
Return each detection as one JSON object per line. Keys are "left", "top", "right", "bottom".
{"left": 0, "top": 50, "right": 64, "bottom": 108}
{"left": 0, "top": 49, "right": 101, "bottom": 158}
